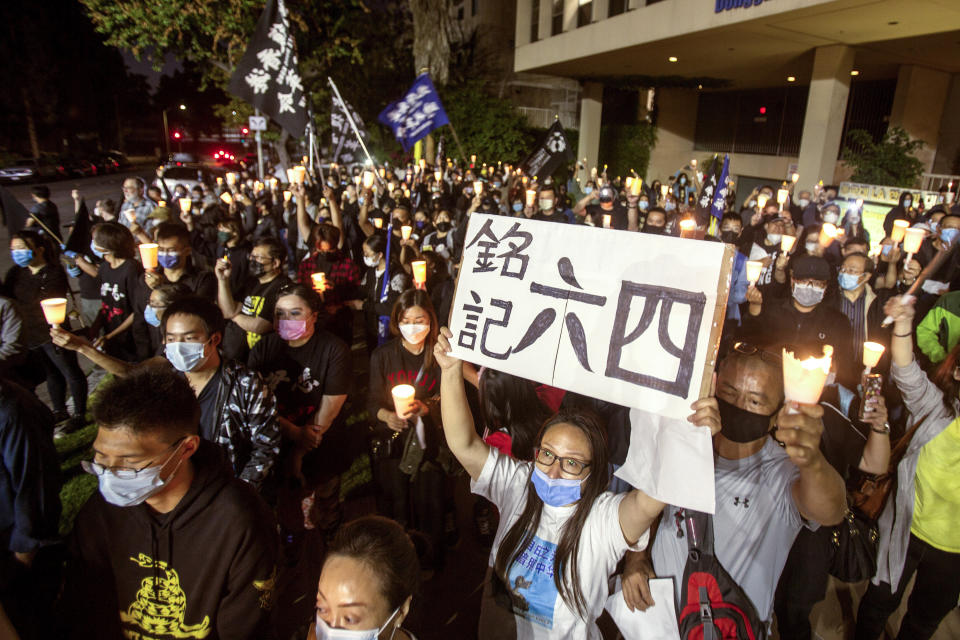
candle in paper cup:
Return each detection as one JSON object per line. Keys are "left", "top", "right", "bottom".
{"left": 353, "top": 175, "right": 361, "bottom": 186}
{"left": 434, "top": 170, "right": 442, "bottom": 182}
{"left": 903, "top": 227, "right": 925, "bottom": 254}
{"left": 862, "top": 342, "right": 885, "bottom": 369}
{"left": 283, "top": 190, "right": 292, "bottom": 203}
{"left": 757, "top": 194, "right": 769, "bottom": 210}
{"left": 285, "top": 168, "right": 295, "bottom": 184}
{"left": 403, "top": 188, "right": 410, "bottom": 199}
{"left": 625, "top": 177, "right": 633, "bottom": 190}
{"left": 138, "top": 243, "right": 158, "bottom": 270}
{"left": 819, "top": 223, "right": 837, "bottom": 247}
{"left": 525, "top": 189, "right": 537, "bottom": 207}
{"left": 891, "top": 219, "right": 909, "bottom": 243}
{"left": 220, "top": 192, "right": 232, "bottom": 205}
{"left": 777, "top": 188, "right": 789, "bottom": 205}
{"left": 630, "top": 178, "right": 642, "bottom": 196}
{"left": 392, "top": 384, "right": 416, "bottom": 419}
{"left": 310, "top": 272, "right": 327, "bottom": 292}
{"left": 401, "top": 225, "right": 412, "bottom": 240}
{"left": 473, "top": 180, "right": 484, "bottom": 194}
{"left": 270, "top": 177, "right": 278, "bottom": 189}
{"left": 179, "top": 198, "right": 192, "bottom": 213}
{"left": 791, "top": 172, "right": 799, "bottom": 184}
{"left": 226, "top": 172, "right": 237, "bottom": 186}
{"left": 602, "top": 214, "right": 612, "bottom": 229}
{"left": 660, "top": 184, "right": 668, "bottom": 199}
{"left": 254, "top": 180, "right": 264, "bottom": 192}
{"left": 418, "top": 158, "right": 426, "bottom": 171}
{"left": 781, "top": 235, "right": 797, "bottom": 253}
{"left": 782, "top": 346, "right": 832, "bottom": 405}
{"left": 745, "top": 260, "right": 764, "bottom": 284}
{"left": 470, "top": 154, "right": 476, "bottom": 164}
{"left": 40, "top": 298, "right": 67, "bottom": 326}
{"left": 373, "top": 218, "right": 383, "bottom": 229}
{"left": 292, "top": 166, "right": 307, "bottom": 184}
{"left": 679, "top": 218, "right": 696, "bottom": 238}
{"left": 159, "top": 200, "right": 167, "bottom": 208}
{"left": 362, "top": 171, "right": 375, "bottom": 189}
{"left": 411, "top": 260, "right": 427, "bottom": 288}
{"left": 216, "top": 176, "right": 223, "bottom": 185}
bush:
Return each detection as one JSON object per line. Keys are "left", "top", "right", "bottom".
{"left": 842, "top": 127, "right": 925, "bottom": 188}
{"left": 599, "top": 123, "right": 657, "bottom": 180}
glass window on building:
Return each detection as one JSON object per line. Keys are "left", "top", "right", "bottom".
{"left": 551, "top": 0, "right": 563, "bottom": 35}
{"left": 577, "top": 0, "right": 593, "bottom": 27}
{"left": 609, "top": 0, "right": 628, "bottom": 16}
{"left": 531, "top": 0, "right": 540, "bottom": 41}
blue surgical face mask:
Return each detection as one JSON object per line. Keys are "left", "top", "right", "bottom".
{"left": 512, "top": 202, "right": 523, "bottom": 212}
{"left": 157, "top": 251, "right": 181, "bottom": 269}
{"left": 90, "top": 241, "right": 105, "bottom": 259}
{"left": 314, "top": 605, "right": 401, "bottom": 640}
{"left": 165, "top": 340, "right": 210, "bottom": 373}
{"left": 584, "top": 186, "right": 593, "bottom": 195}
{"left": 11, "top": 249, "right": 33, "bottom": 267}
{"left": 144, "top": 305, "right": 160, "bottom": 327}
{"left": 941, "top": 227, "right": 959, "bottom": 247}
{"left": 881, "top": 244, "right": 893, "bottom": 258}
{"left": 638, "top": 200, "right": 649, "bottom": 211}
{"left": 82, "top": 440, "right": 186, "bottom": 508}
{"left": 665, "top": 202, "right": 676, "bottom": 212}
{"left": 930, "top": 221, "right": 939, "bottom": 233}
{"left": 531, "top": 466, "right": 582, "bottom": 507}
{"left": 838, "top": 272, "right": 862, "bottom": 291}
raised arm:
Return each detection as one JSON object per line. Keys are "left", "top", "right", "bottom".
{"left": 435, "top": 328, "right": 490, "bottom": 480}
{"left": 357, "top": 191, "right": 376, "bottom": 238}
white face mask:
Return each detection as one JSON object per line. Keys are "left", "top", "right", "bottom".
{"left": 805, "top": 241, "right": 819, "bottom": 254}
{"left": 798, "top": 198, "right": 810, "bottom": 208}
{"left": 399, "top": 323, "right": 429, "bottom": 344}
{"left": 767, "top": 232, "right": 782, "bottom": 245}
{"left": 363, "top": 255, "right": 380, "bottom": 268}
{"left": 822, "top": 212, "right": 839, "bottom": 224}
{"left": 315, "top": 605, "right": 400, "bottom": 640}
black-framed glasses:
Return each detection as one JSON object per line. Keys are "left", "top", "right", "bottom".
{"left": 535, "top": 447, "right": 591, "bottom": 477}
{"left": 732, "top": 342, "right": 782, "bottom": 366}
{"left": 82, "top": 436, "right": 185, "bottom": 479}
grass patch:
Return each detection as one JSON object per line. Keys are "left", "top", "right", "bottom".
{"left": 59, "top": 473, "right": 97, "bottom": 537}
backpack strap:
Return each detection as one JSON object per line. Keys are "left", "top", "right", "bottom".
{"left": 684, "top": 509, "right": 715, "bottom": 558}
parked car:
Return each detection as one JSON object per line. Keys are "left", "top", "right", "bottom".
{"left": 0, "top": 155, "right": 62, "bottom": 184}
{"left": 154, "top": 164, "right": 224, "bottom": 194}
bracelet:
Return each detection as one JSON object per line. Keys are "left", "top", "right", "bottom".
{"left": 871, "top": 428, "right": 890, "bottom": 434}
{"left": 893, "top": 331, "right": 912, "bottom": 338}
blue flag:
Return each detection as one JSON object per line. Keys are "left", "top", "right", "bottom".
{"left": 378, "top": 74, "right": 450, "bottom": 152}
{"left": 711, "top": 154, "right": 731, "bottom": 222}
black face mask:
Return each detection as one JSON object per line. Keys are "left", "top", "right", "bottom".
{"left": 716, "top": 397, "right": 776, "bottom": 443}
{"left": 643, "top": 225, "right": 665, "bottom": 235}
{"left": 720, "top": 230, "right": 739, "bottom": 244}
{"left": 249, "top": 260, "right": 268, "bottom": 277}
{"left": 436, "top": 221, "right": 451, "bottom": 233}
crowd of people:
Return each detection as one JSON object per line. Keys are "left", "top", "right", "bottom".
{"left": 1, "top": 156, "right": 958, "bottom": 640}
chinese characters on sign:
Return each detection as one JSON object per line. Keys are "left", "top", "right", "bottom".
{"left": 449, "top": 214, "right": 733, "bottom": 421}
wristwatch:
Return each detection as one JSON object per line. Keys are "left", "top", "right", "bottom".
{"left": 871, "top": 422, "right": 891, "bottom": 435}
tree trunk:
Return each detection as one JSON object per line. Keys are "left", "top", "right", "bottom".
{"left": 409, "top": 0, "right": 452, "bottom": 86}
{"left": 22, "top": 88, "right": 40, "bottom": 160}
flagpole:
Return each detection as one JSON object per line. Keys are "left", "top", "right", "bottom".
{"left": 445, "top": 123, "right": 468, "bottom": 167}
{"left": 327, "top": 77, "right": 384, "bottom": 186}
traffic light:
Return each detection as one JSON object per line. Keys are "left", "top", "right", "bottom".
{"left": 241, "top": 127, "right": 249, "bottom": 135}
{"left": 173, "top": 131, "right": 181, "bottom": 139}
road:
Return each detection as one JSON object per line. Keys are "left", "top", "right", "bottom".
{"left": 1, "top": 169, "right": 153, "bottom": 275}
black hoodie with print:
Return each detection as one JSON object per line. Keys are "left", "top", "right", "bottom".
{"left": 59, "top": 440, "right": 278, "bottom": 640}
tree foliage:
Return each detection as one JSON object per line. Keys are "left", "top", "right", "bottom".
{"left": 843, "top": 127, "right": 925, "bottom": 188}
{"left": 600, "top": 123, "right": 658, "bottom": 181}
{"left": 439, "top": 84, "right": 536, "bottom": 164}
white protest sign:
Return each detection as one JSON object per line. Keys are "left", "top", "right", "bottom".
{"left": 248, "top": 115, "right": 268, "bottom": 131}
{"left": 448, "top": 214, "right": 733, "bottom": 513}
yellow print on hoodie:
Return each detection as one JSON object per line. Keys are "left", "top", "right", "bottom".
{"left": 119, "top": 553, "right": 212, "bottom": 639}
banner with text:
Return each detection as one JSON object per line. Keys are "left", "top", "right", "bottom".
{"left": 448, "top": 215, "right": 734, "bottom": 511}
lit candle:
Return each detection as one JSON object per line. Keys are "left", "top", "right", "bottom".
{"left": 660, "top": 184, "right": 668, "bottom": 200}
{"left": 757, "top": 194, "right": 769, "bottom": 210}
{"left": 220, "top": 192, "right": 232, "bottom": 204}
{"left": 473, "top": 180, "right": 484, "bottom": 194}
{"left": 781, "top": 235, "right": 797, "bottom": 253}
{"left": 254, "top": 180, "right": 264, "bottom": 192}
{"left": 40, "top": 298, "right": 67, "bottom": 326}
{"left": 411, "top": 260, "right": 427, "bottom": 289}
{"left": 216, "top": 176, "right": 223, "bottom": 186}
{"left": 283, "top": 190, "right": 292, "bottom": 203}
{"left": 862, "top": 341, "right": 885, "bottom": 372}
{"left": 630, "top": 177, "right": 642, "bottom": 197}
{"left": 470, "top": 154, "right": 476, "bottom": 164}
{"left": 379, "top": 168, "right": 385, "bottom": 178}
{"left": 391, "top": 384, "right": 416, "bottom": 419}
{"left": 158, "top": 200, "right": 167, "bottom": 208}
{"left": 891, "top": 219, "right": 909, "bottom": 244}
{"left": 434, "top": 169, "right": 442, "bottom": 182}
{"left": 302, "top": 155, "right": 309, "bottom": 165}
{"left": 373, "top": 218, "right": 383, "bottom": 229}
{"left": 401, "top": 225, "right": 412, "bottom": 240}
{"left": 179, "top": 198, "right": 192, "bottom": 213}
{"left": 292, "top": 166, "right": 307, "bottom": 184}
{"left": 362, "top": 171, "right": 375, "bottom": 189}
{"left": 782, "top": 346, "right": 833, "bottom": 405}
{"left": 418, "top": 158, "right": 426, "bottom": 171}
{"left": 525, "top": 189, "right": 537, "bottom": 207}
{"left": 819, "top": 222, "right": 838, "bottom": 247}
{"left": 226, "top": 172, "right": 237, "bottom": 186}
{"left": 903, "top": 227, "right": 925, "bottom": 264}
{"left": 270, "top": 177, "right": 278, "bottom": 189}
{"left": 591, "top": 167, "right": 598, "bottom": 179}
{"left": 745, "top": 260, "right": 764, "bottom": 284}
{"left": 353, "top": 175, "right": 362, "bottom": 186}
{"left": 791, "top": 172, "right": 799, "bottom": 184}
{"left": 603, "top": 214, "right": 612, "bottom": 229}
{"left": 310, "top": 272, "right": 327, "bottom": 293}
{"left": 777, "top": 188, "right": 789, "bottom": 210}
{"left": 138, "top": 243, "right": 158, "bottom": 270}
{"left": 679, "top": 218, "right": 696, "bottom": 238}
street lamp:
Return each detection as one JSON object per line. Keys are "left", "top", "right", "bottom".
{"left": 179, "top": 104, "right": 186, "bottom": 110}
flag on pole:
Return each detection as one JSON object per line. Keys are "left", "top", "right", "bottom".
{"left": 228, "top": 0, "right": 309, "bottom": 137}
{"left": 435, "top": 134, "right": 445, "bottom": 169}
{"left": 708, "top": 155, "right": 731, "bottom": 236}
{"left": 330, "top": 94, "right": 367, "bottom": 164}
{"left": 63, "top": 199, "right": 93, "bottom": 254}
{"left": 378, "top": 74, "right": 450, "bottom": 152}
{"left": 519, "top": 120, "right": 573, "bottom": 179}
{"left": 695, "top": 155, "right": 719, "bottom": 226}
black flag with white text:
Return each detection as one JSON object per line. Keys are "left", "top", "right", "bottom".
{"left": 520, "top": 120, "right": 573, "bottom": 179}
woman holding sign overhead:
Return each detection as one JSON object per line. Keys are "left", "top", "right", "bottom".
{"left": 367, "top": 288, "right": 450, "bottom": 572}
{"left": 433, "top": 326, "right": 721, "bottom": 639}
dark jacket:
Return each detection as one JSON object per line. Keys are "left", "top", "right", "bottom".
{"left": 61, "top": 440, "right": 278, "bottom": 640}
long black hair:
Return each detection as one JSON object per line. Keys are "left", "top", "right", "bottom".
{"left": 479, "top": 369, "right": 549, "bottom": 461}
{"left": 493, "top": 410, "right": 611, "bottom": 620}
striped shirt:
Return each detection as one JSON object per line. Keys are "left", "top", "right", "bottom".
{"left": 840, "top": 292, "right": 867, "bottom": 363}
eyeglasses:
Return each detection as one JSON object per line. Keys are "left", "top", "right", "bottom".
{"left": 731, "top": 341, "right": 782, "bottom": 366}
{"left": 535, "top": 447, "right": 591, "bottom": 477}
{"left": 82, "top": 436, "right": 185, "bottom": 479}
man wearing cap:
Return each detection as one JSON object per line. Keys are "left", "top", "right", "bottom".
{"left": 741, "top": 254, "right": 858, "bottom": 388}
{"left": 574, "top": 184, "right": 633, "bottom": 230}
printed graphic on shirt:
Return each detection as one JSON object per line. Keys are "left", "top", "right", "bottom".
{"left": 505, "top": 536, "right": 559, "bottom": 629}
{"left": 243, "top": 295, "right": 266, "bottom": 348}
{"left": 119, "top": 553, "right": 212, "bottom": 639}
{"left": 253, "top": 566, "right": 277, "bottom": 610}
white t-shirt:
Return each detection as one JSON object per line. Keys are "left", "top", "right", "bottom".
{"left": 472, "top": 448, "right": 648, "bottom": 639}
{"left": 651, "top": 437, "right": 812, "bottom": 623}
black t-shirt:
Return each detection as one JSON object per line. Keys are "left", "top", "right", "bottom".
{"left": 585, "top": 202, "right": 629, "bottom": 229}
{"left": 77, "top": 251, "right": 102, "bottom": 299}
{"left": 196, "top": 368, "right": 223, "bottom": 442}
{"left": 98, "top": 259, "right": 143, "bottom": 332}
{"left": 248, "top": 330, "right": 350, "bottom": 426}
{"left": 4, "top": 263, "right": 69, "bottom": 348}
{"left": 29, "top": 200, "right": 60, "bottom": 237}
{"left": 531, "top": 210, "right": 569, "bottom": 224}
{"left": 222, "top": 274, "right": 289, "bottom": 361}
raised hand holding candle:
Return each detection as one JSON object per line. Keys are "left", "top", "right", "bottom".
{"left": 362, "top": 171, "right": 375, "bottom": 189}
{"left": 473, "top": 180, "right": 484, "bottom": 195}
{"left": 862, "top": 341, "right": 885, "bottom": 373}
{"left": 292, "top": 166, "right": 307, "bottom": 185}
{"left": 660, "top": 184, "right": 668, "bottom": 200}
{"left": 179, "top": 198, "right": 192, "bottom": 213}
{"left": 216, "top": 176, "right": 223, "bottom": 186}
{"left": 411, "top": 260, "right": 427, "bottom": 290}
{"left": 791, "top": 172, "right": 799, "bottom": 184}
{"left": 373, "top": 218, "right": 383, "bottom": 229}
{"left": 40, "top": 298, "right": 67, "bottom": 326}
{"left": 630, "top": 177, "right": 642, "bottom": 196}
{"left": 781, "top": 235, "right": 797, "bottom": 253}
{"left": 757, "top": 194, "right": 769, "bottom": 210}
{"left": 745, "top": 260, "right": 764, "bottom": 284}
{"left": 891, "top": 219, "right": 909, "bottom": 244}
{"left": 226, "top": 172, "right": 237, "bottom": 186}
{"left": 220, "top": 192, "right": 232, "bottom": 205}
{"left": 525, "top": 189, "right": 537, "bottom": 207}
{"left": 679, "top": 218, "right": 696, "bottom": 238}
{"left": 782, "top": 346, "right": 832, "bottom": 405}
{"left": 903, "top": 227, "right": 925, "bottom": 264}
{"left": 283, "top": 190, "right": 292, "bottom": 203}
{"left": 401, "top": 225, "right": 412, "bottom": 240}
{"left": 819, "top": 223, "right": 837, "bottom": 247}
{"left": 310, "top": 272, "right": 327, "bottom": 294}
{"left": 777, "top": 188, "right": 789, "bottom": 210}
{"left": 138, "top": 243, "right": 158, "bottom": 270}
{"left": 392, "top": 384, "right": 416, "bottom": 419}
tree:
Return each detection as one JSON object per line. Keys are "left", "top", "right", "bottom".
{"left": 843, "top": 127, "right": 925, "bottom": 188}
{"left": 440, "top": 84, "right": 535, "bottom": 163}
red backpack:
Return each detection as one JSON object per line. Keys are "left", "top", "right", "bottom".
{"left": 677, "top": 510, "right": 766, "bottom": 640}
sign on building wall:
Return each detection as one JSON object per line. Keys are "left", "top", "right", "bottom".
{"left": 715, "top": 0, "right": 769, "bottom": 13}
